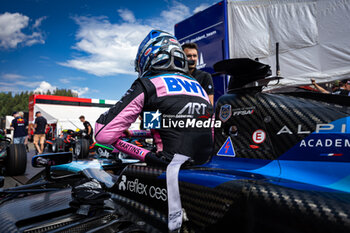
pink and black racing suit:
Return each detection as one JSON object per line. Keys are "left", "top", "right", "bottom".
{"left": 95, "top": 72, "right": 213, "bottom": 164}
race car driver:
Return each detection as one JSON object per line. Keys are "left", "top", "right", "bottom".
{"left": 95, "top": 30, "right": 213, "bottom": 165}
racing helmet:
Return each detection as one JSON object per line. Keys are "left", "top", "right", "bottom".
{"left": 135, "top": 30, "right": 188, "bottom": 77}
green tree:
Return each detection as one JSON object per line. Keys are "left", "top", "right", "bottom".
{"left": 0, "top": 88, "right": 78, "bottom": 117}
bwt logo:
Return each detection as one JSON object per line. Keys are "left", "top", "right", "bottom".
{"left": 163, "top": 77, "right": 206, "bottom": 98}
{"left": 143, "top": 110, "right": 161, "bottom": 129}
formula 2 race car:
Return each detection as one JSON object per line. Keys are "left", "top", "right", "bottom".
{"left": 0, "top": 129, "right": 26, "bottom": 175}
{"left": 0, "top": 59, "right": 349, "bottom": 232}
{"left": 54, "top": 129, "right": 90, "bottom": 158}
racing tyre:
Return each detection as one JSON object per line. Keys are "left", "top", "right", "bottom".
{"left": 75, "top": 139, "right": 89, "bottom": 159}
{"left": 56, "top": 138, "right": 65, "bottom": 152}
{"left": 5, "top": 144, "right": 27, "bottom": 176}
{"left": 49, "top": 141, "right": 57, "bottom": 153}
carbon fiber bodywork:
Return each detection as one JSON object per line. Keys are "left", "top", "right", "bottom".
{"left": 214, "top": 91, "right": 349, "bottom": 160}
{"left": 112, "top": 163, "right": 350, "bottom": 232}
{"left": 110, "top": 90, "right": 350, "bottom": 232}
{"left": 0, "top": 189, "right": 73, "bottom": 232}
{"left": 0, "top": 186, "right": 160, "bottom": 233}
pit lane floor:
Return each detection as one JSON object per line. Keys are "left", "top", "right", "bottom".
{"left": 3, "top": 143, "right": 44, "bottom": 188}
{"left": 4, "top": 143, "right": 97, "bottom": 188}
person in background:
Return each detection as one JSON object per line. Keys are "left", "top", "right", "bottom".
{"left": 311, "top": 78, "right": 350, "bottom": 96}
{"left": 331, "top": 80, "right": 341, "bottom": 92}
{"left": 182, "top": 42, "right": 214, "bottom": 105}
{"left": 10, "top": 111, "right": 28, "bottom": 144}
{"left": 12, "top": 111, "right": 18, "bottom": 118}
{"left": 27, "top": 123, "right": 34, "bottom": 143}
{"left": 18, "top": 111, "right": 29, "bottom": 151}
{"left": 79, "top": 115, "right": 93, "bottom": 144}
{"left": 311, "top": 78, "right": 336, "bottom": 94}
{"left": 33, "top": 111, "right": 47, "bottom": 154}
{"left": 333, "top": 79, "right": 350, "bottom": 96}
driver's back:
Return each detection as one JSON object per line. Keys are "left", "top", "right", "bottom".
{"left": 95, "top": 72, "right": 213, "bottom": 164}
{"left": 141, "top": 72, "right": 213, "bottom": 164}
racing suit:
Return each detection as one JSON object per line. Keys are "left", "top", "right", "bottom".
{"left": 95, "top": 72, "right": 213, "bottom": 164}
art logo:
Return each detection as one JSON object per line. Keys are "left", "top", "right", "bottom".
{"left": 177, "top": 102, "right": 207, "bottom": 115}
{"left": 143, "top": 110, "right": 161, "bottom": 129}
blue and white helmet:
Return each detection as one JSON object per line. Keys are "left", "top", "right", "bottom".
{"left": 135, "top": 30, "right": 188, "bottom": 77}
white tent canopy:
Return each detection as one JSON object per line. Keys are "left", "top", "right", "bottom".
{"left": 34, "top": 103, "right": 140, "bottom": 136}
{"left": 5, "top": 116, "right": 14, "bottom": 129}
{"left": 5, "top": 116, "right": 14, "bottom": 138}
{"left": 227, "top": 0, "right": 350, "bottom": 86}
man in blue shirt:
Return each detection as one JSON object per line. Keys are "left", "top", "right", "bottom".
{"left": 10, "top": 112, "right": 28, "bottom": 144}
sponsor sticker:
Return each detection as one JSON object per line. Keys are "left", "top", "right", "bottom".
{"left": 144, "top": 48, "right": 152, "bottom": 56}
{"left": 232, "top": 107, "right": 255, "bottom": 117}
{"left": 320, "top": 153, "right": 343, "bottom": 157}
{"left": 163, "top": 77, "right": 206, "bottom": 98}
{"left": 249, "top": 145, "right": 260, "bottom": 149}
{"left": 252, "top": 129, "right": 266, "bottom": 144}
{"left": 217, "top": 137, "right": 236, "bottom": 157}
{"left": 117, "top": 140, "right": 145, "bottom": 158}
{"left": 196, "top": 52, "right": 206, "bottom": 69}
{"left": 277, "top": 123, "right": 348, "bottom": 135}
{"left": 299, "top": 138, "right": 350, "bottom": 148}
{"left": 118, "top": 175, "right": 167, "bottom": 201}
{"left": 219, "top": 104, "right": 232, "bottom": 122}
{"left": 178, "top": 102, "right": 207, "bottom": 115}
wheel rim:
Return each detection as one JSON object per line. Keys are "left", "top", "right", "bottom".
{"left": 75, "top": 143, "right": 81, "bottom": 155}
